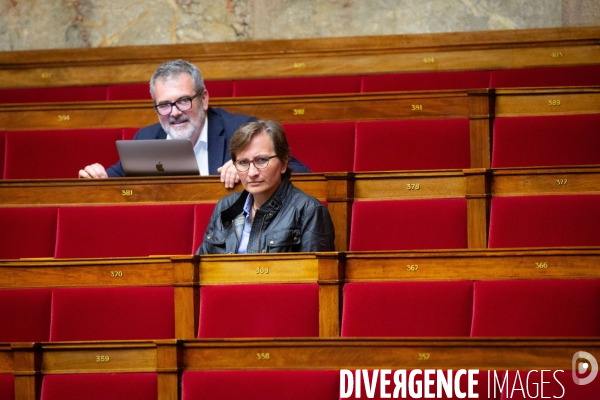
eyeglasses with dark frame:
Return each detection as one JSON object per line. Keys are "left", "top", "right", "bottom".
{"left": 154, "top": 91, "right": 202, "bottom": 116}
{"left": 233, "top": 155, "right": 278, "bottom": 172}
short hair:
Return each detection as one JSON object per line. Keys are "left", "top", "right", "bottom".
{"left": 149, "top": 59, "right": 205, "bottom": 100}
{"left": 230, "top": 120, "right": 292, "bottom": 178}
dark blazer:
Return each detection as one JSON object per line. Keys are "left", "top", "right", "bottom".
{"left": 107, "top": 107, "right": 310, "bottom": 177}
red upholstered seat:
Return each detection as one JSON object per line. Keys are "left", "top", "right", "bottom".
{"left": 0, "top": 86, "right": 107, "bottom": 104}
{"left": 471, "top": 279, "right": 600, "bottom": 337}
{"left": 500, "top": 370, "right": 600, "bottom": 399}
{"left": 233, "top": 76, "right": 362, "bottom": 97}
{"left": 0, "top": 288, "right": 52, "bottom": 342}
{"left": 106, "top": 83, "right": 152, "bottom": 101}
{"left": 341, "top": 281, "right": 473, "bottom": 337}
{"left": 182, "top": 370, "right": 338, "bottom": 400}
{"left": 354, "top": 119, "right": 471, "bottom": 172}
{"left": 41, "top": 373, "right": 157, "bottom": 400}
{"left": 0, "top": 374, "right": 14, "bottom": 400}
{"left": 488, "top": 195, "right": 600, "bottom": 248}
{"left": 0, "top": 207, "right": 57, "bottom": 259}
{"left": 122, "top": 127, "right": 139, "bottom": 140}
{"left": 198, "top": 283, "right": 319, "bottom": 338}
{"left": 192, "top": 203, "right": 217, "bottom": 254}
{"left": 361, "top": 70, "right": 490, "bottom": 92}
{"left": 50, "top": 286, "right": 174, "bottom": 341}
{"left": 283, "top": 122, "right": 355, "bottom": 172}
{"left": 349, "top": 199, "right": 468, "bottom": 251}
{"left": 54, "top": 204, "right": 195, "bottom": 258}
{"left": 490, "top": 65, "right": 600, "bottom": 88}
{"left": 492, "top": 114, "right": 600, "bottom": 168}
{"left": 0, "top": 131, "right": 5, "bottom": 178}
{"left": 204, "top": 80, "right": 235, "bottom": 98}
{"left": 4, "top": 129, "right": 122, "bottom": 179}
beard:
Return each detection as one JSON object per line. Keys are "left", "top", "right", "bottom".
{"left": 161, "top": 112, "right": 204, "bottom": 141}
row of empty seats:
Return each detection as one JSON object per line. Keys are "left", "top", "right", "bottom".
{"left": 2, "top": 113, "right": 598, "bottom": 179}
{"left": 2, "top": 278, "right": 599, "bottom": 343}
{"left": 0, "top": 204, "right": 213, "bottom": 259}
{"left": 2, "top": 193, "right": 599, "bottom": 259}
{"left": 1, "top": 65, "right": 599, "bottom": 103}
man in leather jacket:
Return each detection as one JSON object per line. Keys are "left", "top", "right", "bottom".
{"left": 197, "top": 120, "right": 334, "bottom": 254}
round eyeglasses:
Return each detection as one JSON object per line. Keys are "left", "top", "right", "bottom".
{"left": 154, "top": 91, "right": 202, "bottom": 116}
{"left": 233, "top": 156, "right": 278, "bottom": 172}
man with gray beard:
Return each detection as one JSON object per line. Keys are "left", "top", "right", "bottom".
{"left": 79, "top": 59, "right": 310, "bottom": 188}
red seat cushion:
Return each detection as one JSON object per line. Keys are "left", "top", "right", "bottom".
{"left": 0, "top": 288, "right": 52, "bottom": 342}
{"left": 50, "top": 286, "right": 175, "bottom": 341}
{"left": 4, "top": 129, "right": 122, "bottom": 179}
{"left": 350, "top": 199, "right": 468, "bottom": 251}
{"left": 362, "top": 70, "right": 490, "bottom": 92}
{"left": 490, "top": 65, "right": 600, "bottom": 88}
{"left": 283, "top": 122, "right": 355, "bottom": 172}
{"left": 205, "top": 80, "right": 235, "bottom": 98}
{"left": 41, "top": 373, "right": 157, "bottom": 400}
{"left": 500, "top": 370, "right": 600, "bottom": 400}
{"left": 488, "top": 195, "right": 600, "bottom": 248}
{"left": 233, "top": 76, "right": 361, "bottom": 97}
{"left": 55, "top": 204, "right": 195, "bottom": 258}
{"left": 354, "top": 119, "right": 470, "bottom": 171}
{"left": 492, "top": 114, "right": 600, "bottom": 168}
{"left": 471, "top": 279, "right": 600, "bottom": 337}
{"left": 342, "top": 281, "right": 473, "bottom": 337}
{"left": 0, "top": 207, "right": 57, "bottom": 259}
{"left": 192, "top": 203, "right": 216, "bottom": 254}
{"left": 198, "top": 283, "right": 319, "bottom": 338}
{"left": 0, "top": 86, "right": 107, "bottom": 104}
{"left": 182, "top": 370, "right": 338, "bottom": 400}
{"left": 0, "top": 374, "right": 14, "bottom": 400}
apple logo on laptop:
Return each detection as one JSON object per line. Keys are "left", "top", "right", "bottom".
{"left": 156, "top": 162, "right": 165, "bottom": 172}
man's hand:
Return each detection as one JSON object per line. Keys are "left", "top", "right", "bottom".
{"left": 217, "top": 160, "right": 241, "bottom": 189}
{"left": 79, "top": 163, "right": 108, "bottom": 179}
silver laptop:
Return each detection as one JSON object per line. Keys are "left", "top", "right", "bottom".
{"left": 116, "top": 140, "right": 200, "bottom": 177}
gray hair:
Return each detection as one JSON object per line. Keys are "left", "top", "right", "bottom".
{"left": 149, "top": 59, "right": 205, "bottom": 100}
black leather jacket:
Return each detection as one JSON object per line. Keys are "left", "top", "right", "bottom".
{"left": 197, "top": 177, "right": 335, "bottom": 254}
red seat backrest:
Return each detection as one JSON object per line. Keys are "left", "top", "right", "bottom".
{"left": 50, "top": 286, "right": 175, "bottom": 341}
{"left": 233, "top": 76, "right": 362, "bottom": 97}
{"left": 350, "top": 199, "right": 468, "bottom": 251}
{"left": 0, "top": 131, "right": 5, "bottom": 179}
{"left": 283, "top": 122, "right": 355, "bottom": 172}
{"left": 341, "top": 281, "right": 473, "bottom": 337}
{"left": 0, "top": 207, "right": 58, "bottom": 259}
{"left": 0, "top": 86, "right": 107, "bottom": 104}
{"left": 362, "top": 70, "right": 491, "bottom": 92}
{"left": 0, "top": 288, "right": 52, "bottom": 342}
{"left": 54, "top": 204, "right": 195, "bottom": 258}
{"left": 490, "top": 65, "right": 600, "bottom": 88}
{"left": 198, "top": 283, "right": 319, "bottom": 338}
{"left": 122, "top": 127, "right": 140, "bottom": 140}
{"left": 471, "top": 279, "right": 600, "bottom": 337}
{"left": 488, "top": 195, "right": 600, "bottom": 248}
{"left": 354, "top": 119, "right": 471, "bottom": 172}
{"left": 182, "top": 370, "right": 338, "bottom": 400}
{"left": 4, "top": 129, "right": 122, "bottom": 179}
{"left": 492, "top": 114, "right": 600, "bottom": 168}
{"left": 0, "top": 374, "right": 14, "bottom": 400}
{"left": 192, "top": 203, "right": 216, "bottom": 254}
{"left": 41, "top": 373, "right": 157, "bottom": 400}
